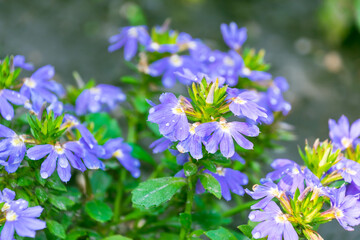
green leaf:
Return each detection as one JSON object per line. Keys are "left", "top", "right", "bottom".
{"left": 103, "top": 235, "right": 132, "bottom": 240}
{"left": 133, "top": 95, "right": 149, "bottom": 114}
{"left": 86, "top": 113, "right": 121, "bottom": 139}
{"left": 17, "top": 176, "right": 33, "bottom": 187}
{"left": 47, "top": 220, "right": 66, "bottom": 239}
{"left": 183, "top": 162, "right": 198, "bottom": 177}
{"left": 49, "top": 195, "right": 75, "bottom": 210}
{"left": 238, "top": 225, "right": 253, "bottom": 238}
{"left": 199, "top": 173, "right": 221, "bottom": 199}
{"left": 46, "top": 174, "right": 67, "bottom": 192}
{"left": 35, "top": 187, "right": 48, "bottom": 203}
{"left": 90, "top": 171, "right": 112, "bottom": 199}
{"left": 128, "top": 143, "right": 156, "bottom": 165}
{"left": 85, "top": 200, "right": 113, "bottom": 222}
{"left": 120, "top": 76, "right": 139, "bottom": 84}
{"left": 205, "top": 227, "right": 237, "bottom": 240}
{"left": 132, "top": 177, "right": 186, "bottom": 208}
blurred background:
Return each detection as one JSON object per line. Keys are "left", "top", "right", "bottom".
{"left": 0, "top": 0, "right": 359, "bottom": 238}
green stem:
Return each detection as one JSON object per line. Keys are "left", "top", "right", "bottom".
{"left": 127, "top": 119, "right": 137, "bottom": 143}
{"left": 179, "top": 175, "right": 195, "bottom": 240}
{"left": 222, "top": 200, "right": 258, "bottom": 217}
{"left": 84, "top": 171, "right": 93, "bottom": 200}
{"left": 113, "top": 169, "right": 126, "bottom": 223}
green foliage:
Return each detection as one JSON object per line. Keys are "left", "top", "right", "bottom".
{"left": 103, "top": 235, "right": 132, "bottom": 240}
{"left": 205, "top": 227, "right": 237, "bottom": 240}
{"left": 0, "top": 56, "right": 21, "bottom": 88}
{"left": 86, "top": 112, "right": 122, "bottom": 141}
{"left": 199, "top": 173, "right": 221, "bottom": 199}
{"left": 183, "top": 162, "right": 198, "bottom": 177}
{"left": 47, "top": 220, "right": 66, "bottom": 239}
{"left": 85, "top": 200, "right": 113, "bottom": 222}
{"left": 132, "top": 177, "right": 186, "bottom": 208}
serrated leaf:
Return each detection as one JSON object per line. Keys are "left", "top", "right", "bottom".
{"left": 85, "top": 200, "right": 113, "bottom": 222}
{"left": 132, "top": 177, "right": 186, "bottom": 208}
{"left": 205, "top": 227, "right": 237, "bottom": 240}
{"left": 47, "top": 220, "right": 66, "bottom": 239}
{"left": 199, "top": 173, "right": 221, "bottom": 199}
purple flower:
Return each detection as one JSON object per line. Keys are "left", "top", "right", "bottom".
{"left": 146, "top": 41, "right": 179, "bottom": 53}
{"left": 20, "top": 65, "right": 64, "bottom": 105}
{"left": 103, "top": 138, "right": 140, "bottom": 178}
{"left": 227, "top": 89, "right": 267, "bottom": 121}
{"left": 199, "top": 168, "right": 248, "bottom": 201}
{"left": 27, "top": 142, "right": 86, "bottom": 182}
{"left": 13, "top": 55, "right": 34, "bottom": 71}
{"left": 0, "top": 124, "right": 26, "bottom": 173}
{"left": 196, "top": 118, "right": 259, "bottom": 158}
{"left": 215, "top": 50, "right": 244, "bottom": 86}
{"left": 79, "top": 138, "right": 105, "bottom": 170}
{"left": 266, "top": 159, "right": 305, "bottom": 193}
{"left": 328, "top": 186, "right": 360, "bottom": 231}
{"left": 149, "top": 137, "right": 173, "bottom": 154}
{"left": 245, "top": 179, "right": 284, "bottom": 209}
{"left": 249, "top": 201, "right": 298, "bottom": 240}
{"left": 176, "top": 123, "right": 203, "bottom": 160}
{"left": 334, "top": 159, "right": 360, "bottom": 186}
{"left": 0, "top": 189, "right": 46, "bottom": 240}
{"left": 0, "top": 89, "right": 27, "bottom": 121}
{"left": 221, "top": 22, "right": 247, "bottom": 50}
{"left": 266, "top": 77, "right": 291, "bottom": 115}
{"left": 108, "top": 26, "right": 150, "bottom": 61}
{"left": 75, "top": 84, "right": 126, "bottom": 116}
{"left": 148, "top": 93, "right": 190, "bottom": 141}
{"left": 148, "top": 54, "right": 197, "bottom": 88}
{"left": 239, "top": 67, "right": 272, "bottom": 82}
{"left": 329, "top": 115, "right": 360, "bottom": 150}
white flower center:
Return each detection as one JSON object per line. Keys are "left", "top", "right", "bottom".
{"left": 6, "top": 210, "right": 18, "bottom": 221}
{"left": 341, "top": 137, "right": 352, "bottom": 149}
{"left": 128, "top": 27, "right": 138, "bottom": 38}
{"left": 24, "top": 78, "right": 37, "bottom": 88}
{"left": 11, "top": 135, "right": 24, "bottom": 147}
{"left": 216, "top": 166, "right": 226, "bottom": 176}
{"left": 54, "top": 144, "right": 65, "bottom": 154}
{"left": 1, "top": 203, "right": 10, "bottom": 212}
{"left": 177, "top": 145, "right": 186, "bottom": 153}
{"left": 223, "top": 56, "right": 235, "bottom": 67}
{"left": 219, "top": 118, "right": 230, "bottom": 133}
{"left": 172, "top": 104, "right": 185, "bottom": 115}
{"left": 242, "top": 67, "right": 252, "bottom": 76}
{"left": 150, "top": 42, "right": 160, "bottom": 50}
{"left": 345, "top": 168, "right": 357, "bottom": 175}
{"left": 292, "top": 167, "right": 300, "bottom": 175}
{"left": 113, "top": 149, "right": 124, "bottom": 158}
{"left": 275, "top": 213, "right": 288, "bottom": 223}
{"left": 335, "top": 208, "right": 344, "bottom": 218}
{"left": 269, "top": 187, "right": 282, "bottom": 198}
{"left": 169, "top": 55, "right": 183, "bottom": 67}
{"left": 189, "top": 123, "right": 200, "bottom": 135}
{"left": 234, "top": 97, "right": 247, "bottom": 105}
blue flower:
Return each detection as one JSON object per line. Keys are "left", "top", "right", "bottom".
{"left": 334, "top": 159, "right": 360, "bottom": 186}
{"left": 245, "top": 179, "right": 284, "bottom": 209}
{"left": 239, "top": 67, "right": 272, "bottom": 82}
{"left": 146, "top": 41, "right": 179, "bottom": 53}
{"left": 13, "top": 55, "right": 34, "bottom": 71}
{"left": 103, "top": 138, "right": 140, "bottom": 178}
{"left": 221, "top": 22, "right": 247, "bottom": 50}
{"left": 176, "top": 122, "right": 203, "bottom": 160}
{"left": 0, "top": 124, "right": 26, "bottom": 173}
{"left": 327, "top": 185, "right": 360, "bottom": 231}
{"left": 79, "top": 138, "right": 105, "bottom": 170}
{"left": 266, "top": 76, "right": 291, "bottom": 114}
{"left": 196, "top": 118, "right": 259, "bottom": 158}
{"left": 148, "top": 93, "right": 190, "bottom": 141}
{"left": 215, "top": 50, "right": 244, "bottom": 86}
{"left": 200, "top": 168, "right": 248, "bottom": 201}
{"left": 249, "top": 201, "right": 298, "bottom": 240}
{"left": 0, "top": 188, "right": 46, "bottom": 240}
{"left": 27, "top": 142, "right": 86, "bottom": 182}
{"left": 148, "top": 54, "right": 197, "bottom": 88}
{"left": 0, "top": 89, "right": 27, "bottom": 120}
{"left": 329, "top": 115, "right": 360, "bottom": 150}
{"left": 75, "top": 84, "right": 126, "bottom": 116}
{"left": 108, "top": 26, "right": 150, "bottom": 61}
{"left": 149, "top": 137, "right": 173, "bottom": 154}
{"left": 227, "top": 89, "right": 268, "bottom": 121}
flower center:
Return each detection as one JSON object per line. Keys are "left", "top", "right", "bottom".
{"left": 341, "top": 137, "right": 352, "bottom": 149}
{"left": 223, "top": 56, "right": 235, "bottom": 66}
{"left": 189, "top": 123, "right": 200, "bottom": 135}
{"left": 234, "top": 97, "right": 247, "bottom": 105}
{"left": 150, "top": 42, "right": 160, "bottom": 50}
{"left": 6, "top": 210, "right": 18, "bottom": 221}
{"left": 292, "top": 167, "right": 300, "bottom": 174}
{"left": 1, "top": 203, "right": 10, "bottom": 212}
{"left": 172, "top": 104, "right": 185, "bottom": 115}
{"left": 216, "top": 167, "right": 226, "bottom": 176}
{"left": 128, "top": 27, "right": 138, "bottom": 38}
{"left": 177, "top": 145, "right": 186, "bottom": 153}
{"left": 275, "top": 213, "right": 288, "bottom": 223}
{"left": 335, "top": 208, "right": 344, "bottom": 218}
{"left": 11, "top": 136, "right": 24, "bottom": 147}
{"left": 269, "top": 187, "right": 282, "bottom": 198}
{"left": 54, "top": 144, "right": 65, "bottom": 154}
{"left": 24, "top": 78, "right": 37, "bottom": 88}
{"left": 345, "top": 168, "right": 357, "bottom": 175}
{"left": 169, "top": 55, "right": 183, "bottom": 67}
{"left": 242, "top": 67, "right": 252, "bottom": 76}
{"left": 113, "top": 149, "right": 124, "bottom": 158}
{"left": 219, "top": 118, "right": 230, "bottom": 133}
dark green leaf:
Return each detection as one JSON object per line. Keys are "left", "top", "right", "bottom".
{"left": 103, "top": 235, "right": 132, "bottom": 240}
{"left": 179, "top": 212, "right": 192, "bottom": 233}
{"left": 128, "top": 143, "right": 156, "bottom": 165}
{"left": 49, "top": 195, "right": 75, "bottom": 210}
{"left": 183, "top": 162, "right": 198, "bottom": 177}
{"left": 35, "top": 187, "right": 48, "bottom": 203}
{"left": 47, "top": 220, "right": 66, "bottom": 239}
{"left": 238, "top": 225, "right": 254, "bottom": 238}
{"left": 199, "top": 173, "right": 221, "bottom": 199}
{"left": 85, "top": 200, "right": 113, "bottom": 222}
{"left": 205, "top": 227, "right": 237, "bottom": 240}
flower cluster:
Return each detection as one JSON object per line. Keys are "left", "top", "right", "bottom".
{"left": 243, "top": 115, "right": 360, "bottom": 240}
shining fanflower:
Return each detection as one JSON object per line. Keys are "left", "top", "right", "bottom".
{"left": 221, "top": 22, "right": 247, "bottom": 51}
{"left": 13, "top": 55, "right": 34, "bottom": 71}
{"left": 149, "top": 137, "right": 173, "bottom": 154}
{"left": 148, "top": 93, "right": 190, "bottom": 141}
{"left": 0, "top": 124, "right": 26, "bottom": 173}
{"left": 227, "top": 89, "right": 267, "bottom": 121}
{"left": 75, "top": 84, "right": 126, "bottom": 116}
{"left": 148, "top": 54, "right": 197, "bottom": 88}
{"left": 27, "top": 142, "right": 86, "bottom": 182}
{"left": 249, "top": 201, "right": 298, "bottom": 240}
{"left": 0, "top": 89, "right": 27, "bottom": 121}
{"left": 199, "top": 168, "right": 248, "bottom": 201}
{"left": 103, "top": 138, "right": 140, "bottom": 178}
{"left": 215, "top": 50, "right": 244, "bottom": 86}
{"left": 108, "top": 26, "right": 150, "bottom": 61}
{"left": 329, "top": 115, "right": 360, "bottom": 150}
{"left": 79, "top": 138, "right": 105, "bottom": 170}
{"left": 146, "top": 41, "right": 178, "bottom": 53}
{"left": 334, "top": 159, "right": 360, "bottom": 186}
{"left": 176, "top": 122, "right": 203, "bottom": 160}
{"left": 239, "top": 66, "right": 272, "bottom": 82}
{"left": 245, "top": 179, "right": 284, "bottom": 209}
{"left": 327, "top": 186, "right": 360, "bottom": 231}
{"left": 0, "top": 189, "right": 46, "bottom": 240}
{"left": 196, "top": 118, "right": 259, "bottom": 158}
